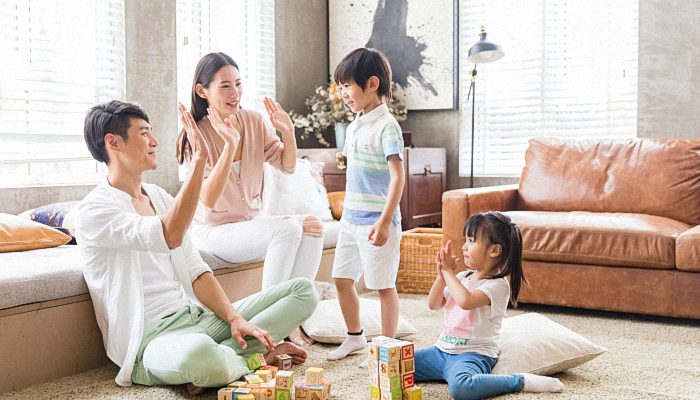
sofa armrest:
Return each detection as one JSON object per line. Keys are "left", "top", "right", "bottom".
{"left": 442, "top": 184, "right": 519, "bottom": 250}
{"left": 677, "top": 225, "right": 700, "bottom": 272}
{"left": 328, "top": 191, "right": 345, "bottom": 221}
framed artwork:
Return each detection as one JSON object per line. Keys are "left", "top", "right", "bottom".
{"left": 328, "top": 0, "right": 458, "bottom": 111}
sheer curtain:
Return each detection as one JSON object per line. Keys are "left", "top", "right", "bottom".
{"left": 176, "top": 0, "right": 275, "bottom": 114}
{"left": 459, "top": 0, "right": 638, "bottom": 177}
{"left": 0, "top": 0, "right": 125, "bottom": 187}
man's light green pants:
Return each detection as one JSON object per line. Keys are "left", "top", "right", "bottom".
{"left": 131, "top": 277, "right": 318, "bottom": 387}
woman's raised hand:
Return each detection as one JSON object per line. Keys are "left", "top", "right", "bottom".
{"left": 264, "top": 97, "right": 294, "bottom": 137}
{"left": 206, "top": 107, "right": 240, "bottom": 148}
{"left": 178, "top": 102, "right": 207, "bottom": 163}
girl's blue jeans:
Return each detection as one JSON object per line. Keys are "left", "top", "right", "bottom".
{"left": 414, "top": 346, "right": 524, "bottom": 400}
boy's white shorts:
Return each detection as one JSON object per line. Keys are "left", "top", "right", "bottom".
{"left": 332, "top": 220, "right": 402, "bottom": 290}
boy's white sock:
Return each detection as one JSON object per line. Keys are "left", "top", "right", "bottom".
{"left": 327, "top": 332, "right": 367, "bottom": 361}
{"left": 521, "top": 373, "right": 564, "bottom": 392}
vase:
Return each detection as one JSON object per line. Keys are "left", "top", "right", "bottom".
{"left": 334, "top": 122, "right": 349, "bottom": 149}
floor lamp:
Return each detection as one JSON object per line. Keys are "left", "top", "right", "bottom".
{"left": 467, "top": 26, "right": 504, "bottom": 187}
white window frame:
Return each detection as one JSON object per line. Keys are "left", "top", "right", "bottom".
{"left": 459, "top": 0, "right": 639, "bottom": 178}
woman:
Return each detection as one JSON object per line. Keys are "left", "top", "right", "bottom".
{"left": 177, "top": 52, "right": 323, "bottom": 345}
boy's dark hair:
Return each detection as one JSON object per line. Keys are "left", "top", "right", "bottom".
{"left": 464, "top": 211, "right": 527, "bottom": 307}
{"left": 83, "top": 100, "right": 150, "bottom": 164}
{"left": 334, "top": 47, "right": 393, "bottom": 100}
{"left": 177, "top": 52, "right": 239, "bottom": 164}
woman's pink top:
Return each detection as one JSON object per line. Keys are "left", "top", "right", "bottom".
{"left": 190, "top": 109, "right": 294, "bottom": 226}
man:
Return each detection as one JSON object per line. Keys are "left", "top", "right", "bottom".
{"left": 77, "top": 100, "right": 316, "bottom": 394}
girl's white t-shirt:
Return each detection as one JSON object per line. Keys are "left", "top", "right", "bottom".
{"left": 436, "top": 271, "right": 510, "bottom": 358}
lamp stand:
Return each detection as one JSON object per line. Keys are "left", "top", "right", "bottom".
{"left": 468, "top": 65, "right": 477, "bottom": 188}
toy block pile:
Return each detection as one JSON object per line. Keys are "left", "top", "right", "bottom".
{"left": 294, "top": 367, "right": 332, "bottom": 400}
{"left": 217, "top": 353, "right": 332, "bottom": 399}
{"left": 368, "top": 336, "right": 422, "bottom": 400}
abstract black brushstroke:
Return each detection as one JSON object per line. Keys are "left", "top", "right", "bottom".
{"left": 366, "top": 0, "right": 437, "bottom": 96}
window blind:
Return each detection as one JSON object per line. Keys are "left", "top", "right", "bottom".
{"left": 0, "top": 0, "right": 125, "bottom": 188}
{"left": 176, "top": 0, "right": 275, "bottom": 114}
{"left": 459, "top": 0, "right": 638, "bottom": 177}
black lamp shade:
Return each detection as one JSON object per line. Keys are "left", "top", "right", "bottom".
{"left": 467, "top": 31, "right": 504, "bottom": 63}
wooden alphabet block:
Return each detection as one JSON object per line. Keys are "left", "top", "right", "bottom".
{"left": 275, "top": 370, "right": 294, "bottom": 389}
{"left": 254, "top": 369, "right": 273, "bottom": 382}
{"left": 401, "top": 358, "right": 415, "bottom": 374}
{"left": 402, "top": 372, "right": 415, "bottom": 389}
{"left": 380, "top": 388, "right": 403, "bottom": 400}
{"left": 379, "top": 360, "right": 400, "bottom": 377}
{"left": 235, "top": 394, "right": 255, "bottom": 400}
{"left": 398, "top": 341, "right": 415, "bottom": 360}
{"left": 218, "top": 388, "right": 235, "bottom": 400}
{"left": 307, "top": 386, "right": 325, "bottom": 400}
{"left": 379, "top": 374, "right": 402, "bottom": 391}
{"left": 402, "top": 386, "right": 423, "bottom": 400}
{"left": 295, "top": 382, "right": 309, "bottom": 399}
{"left": 378, "top": 342, "right": 402, "bottom": 362}
{"left": 228, "top": 381, "right": 247, "bottom": 387}
{"left": 304, "top": 367, "right": 324, "bottom": 386}
{"left": 260, "top": 365, "right": 279, "bottom": 378}
{"left": 274, "top": 354, "right": 293, "bottom": 370}
{"left": 369, "top": 385, "right": 381, "bottom": 400}
{"left": 244, "top": 374, "right": 264, "bottom": 385}
{"left": 246, "top": 353, "right": 267, "bottom": 370}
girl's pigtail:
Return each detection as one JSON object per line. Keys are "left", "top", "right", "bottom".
{"left": 506, "top": 222, "right": 525, "bottom": 307}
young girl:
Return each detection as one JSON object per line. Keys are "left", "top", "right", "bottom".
{"left": 414, "top": 212, "right": 564, "bottom": 400}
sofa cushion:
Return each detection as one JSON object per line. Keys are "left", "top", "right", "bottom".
{"left": 677, "top": 225, "right": 700, "bottom": 272}
{"left": 505, "top": 211, "right": 690, "bottom": 269}
{"left": 518, "top": 138, "right": 700, "bottom": 225}
{"left": 0, "top": 246, "right": 87, "bottom": 310}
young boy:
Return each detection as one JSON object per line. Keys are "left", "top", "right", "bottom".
{"left": 328, "top": 48, "right": 405, "bottom": 361}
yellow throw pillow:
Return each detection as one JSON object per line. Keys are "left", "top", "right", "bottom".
{"left": 0, "top": 213, "right": 72, "bottom": 253}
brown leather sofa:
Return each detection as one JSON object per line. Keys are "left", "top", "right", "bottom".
{"left": 442, "top": 138, "right": 700, "bottom": 319}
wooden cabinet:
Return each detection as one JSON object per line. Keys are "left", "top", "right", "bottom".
{"left": 400, "top": 147, "right": 446, "bottom": 229}
{"left": 297, "top": 147, "right": 447, "bottom": 230}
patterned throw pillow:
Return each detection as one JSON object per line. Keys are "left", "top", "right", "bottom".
{"left": 18, "top": 201, "right": 79, "bottom": 245}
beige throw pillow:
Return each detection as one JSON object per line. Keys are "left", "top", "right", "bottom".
{"left": 493, "top": 313, "right": 607, "bottom": 375}
{"left": 302, "top": 298, "right": 417, "bottom": 343}
{"left": 0, "top": 213, "right": 72, "bottom": 253}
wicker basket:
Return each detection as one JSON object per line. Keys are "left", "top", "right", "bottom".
{"left": 397, "top": 228, "right": 443, "bottom": 294}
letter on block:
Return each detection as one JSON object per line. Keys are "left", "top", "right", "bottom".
{"left": 276, "top": 370, "right": 294, "bottom": 389}
{"left": 307, "top": 387, "right": 325, "bottom": 400}
{"left": 246, "top": 353, "right": 267, "bottom": 370}
{"left": 305, "top": 367, "right": 324, "bottom": 386}
{"left": 275, "top": 388, "right": 291, "bottom": 400}
{"left": 399, "top": 341, "right": 415, "bottom": 360}
{"left": 379, "top": 360, "right": 400, "bottom": 377}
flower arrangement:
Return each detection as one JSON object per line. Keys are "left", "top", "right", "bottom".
{"left": 291, "top": 82, "right": 408, "bottom": 147}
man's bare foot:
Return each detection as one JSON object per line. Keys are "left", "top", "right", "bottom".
{"left": 264, "top": 341, "right": 308, "bottom": 365}
{"left": 185, "top": 383, "right": 206, "bottom": 396}
{"left": 287, "top": 326, "right": 316, "bottom": 346}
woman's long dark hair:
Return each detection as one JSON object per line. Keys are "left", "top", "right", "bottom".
{"left": 176, "top": 52, "right": 239, "bottom": 164}
{"left": 464, "top": 211, "right": 526, "bottom": 307}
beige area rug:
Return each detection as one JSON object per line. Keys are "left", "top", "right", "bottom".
{"left": 3, "top": 293, "right": 700, "bottom": 400}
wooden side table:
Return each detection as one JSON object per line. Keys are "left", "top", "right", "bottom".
{"left": 297, "top": 147, "right": 447, "bottom": 230}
